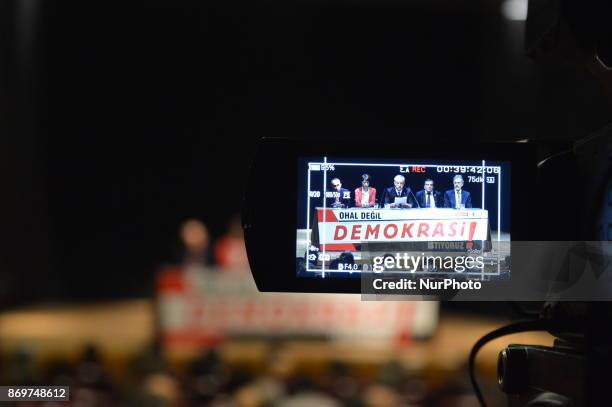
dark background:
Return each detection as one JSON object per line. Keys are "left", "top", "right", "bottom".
{"left": 2, "top": 0, "right": 612, "bottom": 304}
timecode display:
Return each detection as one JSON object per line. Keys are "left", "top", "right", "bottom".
{"left": 436, "top": 166, "right": 500, "bottom": 174}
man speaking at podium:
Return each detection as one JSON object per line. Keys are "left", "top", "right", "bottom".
{"left": 382, "top": 175, "right": 416, "bottom": 208}
{"left": 444, "top": 175, "right": 472, "bottom": 209}
{"left": 415, "top": 178, "right": 442, "bottom": 208}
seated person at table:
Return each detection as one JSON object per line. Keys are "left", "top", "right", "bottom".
{"left": 444, "top": 174, "right": 472, "bottom": 208}
{"left": 382, "top": 175, "right": 415, "bottom": 208}
{"left": 326, "top": 177, "right": 352, "bottom": 208}
{"left": 416, "top": 178, "right": 442, "bottom": 208}
{"left": 354, "top": 173, "right": 377, "bottom": 208}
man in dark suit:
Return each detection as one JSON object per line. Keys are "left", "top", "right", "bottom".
{"left": 416, "top": 178, "right": 442, "bottom": 208}
{"left": 326, "top": 178, "right": 352, "bottom": 208}
{"left": 382, "top": 174, "right": 416, "bottom": 208}
{"left": 444, "top": 175, "right": 472, "bottom": 208}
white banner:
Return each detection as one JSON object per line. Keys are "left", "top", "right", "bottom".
{"left": 319, "top": 219, "right": 488, "bottom": 243}
{"left": 157, "top": 268, "right": 438, "bottom": 347}
{"left": 317, "top": 207, "right": 488, "bottom": 222}
{"left": 317, "top": 208, "right": 488, "bottom": 243}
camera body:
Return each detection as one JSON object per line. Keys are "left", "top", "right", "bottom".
{"left": 243, "top": 136, "right": 539, "bottom": 295}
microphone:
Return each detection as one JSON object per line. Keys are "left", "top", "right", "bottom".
{"left": 409, "top": 188, "right": 421, "bottom": 208}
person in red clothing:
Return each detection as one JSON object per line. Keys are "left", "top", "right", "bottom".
{"left": 354, "top": 174, "right": 377, "bottom": 208}
{"left": 215, "top": 214, "right": 249, "bottom": 271}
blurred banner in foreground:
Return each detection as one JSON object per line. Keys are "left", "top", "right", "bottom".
{"left": 156, "top": 268, "right": 438, "bottom": 350}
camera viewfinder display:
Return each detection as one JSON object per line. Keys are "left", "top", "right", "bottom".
{"left": 296, "top": 158, "right": 511, "bottom": 281}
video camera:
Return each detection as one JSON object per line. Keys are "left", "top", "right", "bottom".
{"left": 242, "top": 1, "right": 612, "bottom": 406}
{"left": 243, "top": 135, "right": 612, "bottom": 302}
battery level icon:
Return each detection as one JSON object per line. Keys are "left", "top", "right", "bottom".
{"left": 309, "top": 164, "right": 321, "bottom": 171}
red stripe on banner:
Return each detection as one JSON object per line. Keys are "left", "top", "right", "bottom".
{"left": 320, "top": 243, "right": 356, "bottom": 251}
{"left": 467, "top": 221, "right": 477, "bottom": 241}
{"left": 317, "top": 208, "right": 338, "bottom": 222}
{"left": 163, "top": 331, "right": 225, "bottom": 347}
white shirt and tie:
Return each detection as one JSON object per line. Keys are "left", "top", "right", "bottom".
{"left": 455, "top": 189, "right": 462, "bottom": 208}
{"left": 361, "top": 189, "right": 370, "bottom": 207}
